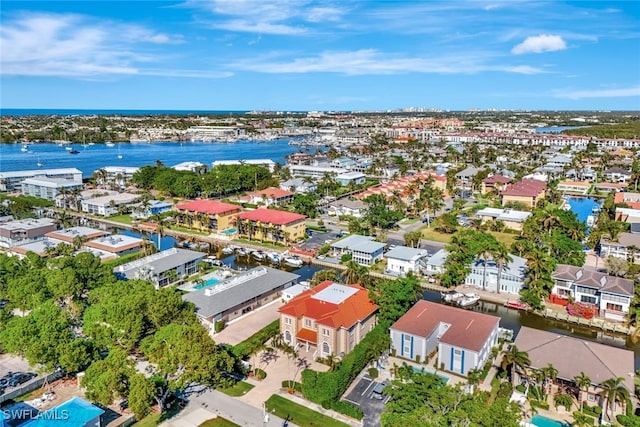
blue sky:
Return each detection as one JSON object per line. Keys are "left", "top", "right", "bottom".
{"left": 1, "top": 1, "right": 639, "bottom": 111}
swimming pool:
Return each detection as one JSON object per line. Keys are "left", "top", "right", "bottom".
{"left": 531, "top": 414, "right": 570, "bottom": 427}
{"left": 411, "top": 366, "right": 450, "bottom": 384}
{"left": 194, "top": 277, "right": 220, "bottom": 290}
{"left": 222, "top": 228, "right": 237, "bottom": 235}
{"left": 565, "top": 197, "right": 601, "bottom": 224}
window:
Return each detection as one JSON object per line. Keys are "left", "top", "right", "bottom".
{"left": 322, "top": 342, "right": 331, "bottom": 356}
{"left": 454, "top": 349, "right": 462, "bottom": 355}
{"left": 581, "top": 295, "right": 597, "bottom": 305}
{"left": 284, "top": 317, "right": 292, "bottom": 325}
{"left": 606, "top": 302, "right": 623, "bottom": 312}
{"left": 403, "top": 335, "right": 411, "bottom": 355}
{"left": 322, "top": 328, "right": 330, "bottom": 337}
{"left": 305, "top": 319, "right": 312, "bottom": 327}
{"left": 284, "top": 330, "right": 292, "bottom": 343}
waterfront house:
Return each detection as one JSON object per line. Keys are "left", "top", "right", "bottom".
{"left": 11, "top": 238, "right": 66, "bottom": 258}
{"left": 80, "top": 192, "right": 140, "bottom": 216}
{"left": 0, "top": 218, "right": 57, "bottom": 248}
{"left": 279, "top": 280, "right": 378, "bottom": 358}
{"left": 501, "top": 179, "right": 547, "bottom": 208}
{"left": 327, "top": 199, "right": 369, "bottom": 218}
{"left": 514, "top": 326, "right": 634, "bottom": 409}
{"left": 0, "top": 168, "right": 82, "bottom": 192}
{"left": 599, "top": 232, "right": 640, "bottom": 263}
{"left": 551, "top": 264, "right": 633, "bottom": 321}
{"left": 481, "top": 175, "right": 511, "bottom": 194}
{"left": 20, "top": 177, "right": 84, "bottom": 201}
{"left": 130, "top": 199, "right": 173, "bottom": 219}
{"left": 184, "top": 266, "right": 299, "bottom": 330}
{"left": 99, "top": 166, "right": 140, "bottom": 187}
{"left": 114, "top": 247, "right": 204, "bottom": 288}
{"left": 84, "top": 234, "right": 143, "bottom": 257}
{"left": 212, "top": 159, "right": 275, "bottom": 172}
{"left": 236, "top": 208, "right": 306, "bottom": 244}
{"left": 384, "top": 246, "right": 429, "bottom": 276}
{"left": 390, "top": 300, "right": 500, "bottom": 375}
{"left": 464, "top": 254, "right": 527, "bottom": 295}
{"left": 594, "top": 182, "right": 627, "bottom": 193}
{"left": 45, "top": 226, "right": 108, "bottom": 244}
{"left": 557, "top": 180, "right": 591, "bottom": 195}
{"left": 280, "top": 178, "right": 317, "bottom": 194}
{"left": 474, "top": 207, "right": 531, "bottom": 231}
{"left": 603, "top": 167, "right": 631, "bottom": 183}
{"left": 330, "top": 234, "right": 386, "bottom": 266}
{"left": 614, "top": 191, "right": 640, "bottom": 209}
{"left": 336, "top": 171, "right": 366, "bottom": 186}
{"left": 424, "top": 249, "right": 448, "bottom": 276}
{"left": 246, "top": 187, "right": 294, "bottom": 206}
{"left": 175, "top": 199, "right": 241, "bottom": 234}
{"left": 172, "top": 161, "right": 207, "bottom": 173}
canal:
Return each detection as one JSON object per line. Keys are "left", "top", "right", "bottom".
{"left": 116, "top": 228, "right": 640, "bottom": 370}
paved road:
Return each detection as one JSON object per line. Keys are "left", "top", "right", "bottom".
{"left": 163, "top": 387, "right": 295, "bottom": 427}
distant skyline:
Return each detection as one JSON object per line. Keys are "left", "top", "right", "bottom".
{"left": 1, "top": 1, "right": 639, "bottom": 111}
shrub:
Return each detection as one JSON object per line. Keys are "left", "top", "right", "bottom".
{"left": 617, "top": 415, "right": 640, "bottom": 427}
{"left": 340, "top": 253, "right": 353, "bottom": 262}
{"left": 583, "top": 404, "right": 602, "bottom": 417}
{"left": 368, "top": 368, "right": 378, "bottom": 378}
{"left": 555, "top": 394, "right": 573, "bottom": 410}
{"left": 214, "top": 319, "right": 226, "bottom": 333}
{"left": 497, "top": 382, "right": 513, "bottom": 399}
{"left": 232, "top": 320, "right": 280, "bottom": 358}
{"left": 331, "top": 401, "right": 363, "bottom": 420}
{"left": 573, "top": 412, "right": 595, "bottom": 426}
{"left": 516, "top": 385, "right": 525, "bottom": 393}
{"left": 415, "top": 355, "right": 421, "bottom": 364}
{"left": 253, "top": 368, "right": 267, "bottom": 380}
{"left": 530, "top": 400, "right": 550, "bottom": 410}
{"left": 281, "top": 381, "right": 303, "bottom": 393}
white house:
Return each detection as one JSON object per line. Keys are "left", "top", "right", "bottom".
{"left": 20, "top": 177, "right": 84, "bottom": 201}
{"left": 327, "top": 199, "right": 369, "bottom": 218}
{"left": 424, "top": 249, "right": 448, "bottom": 276}
{"left": 80, "top": 192, "right": 140, "bottom": 216}
{"left": 114, "top": 247, "right": 205, "bottom": 288}
{"left": 390, "top": 300, "right": 500, "bottom": 376}
{"left": 551, "top": 264, "right": 634, "bottom": 321}
{"left": 384, "top": 246, "right": 429, "bottom": 276}
{"left": 280, "top": 178, "right": 317, "bottom": 194}
{"left": 464, "top": 254, "right": 527, "bottom": 295}
{"left": 330, "top": 234, "right": 386, "bottom": 266}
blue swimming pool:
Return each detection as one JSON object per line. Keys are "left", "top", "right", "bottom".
{"left": 411, "top": 366, "right": 449, "bottom": 384}
{"left": 222, "top": 228, "right": 237, "bottom": 235}
{"left": 531, "top": 414, "right": 570, "bottom": 427}
{"left": 565, "top": 196, "right": 601, "bottom": 224}
{"left": 194, "top": 277, "right": 220, "bottom": 290}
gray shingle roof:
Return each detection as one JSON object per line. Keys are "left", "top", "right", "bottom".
{"left": 114, "top": 247, "right": 205, "bottom": 278}
{"left": 183, "top": 266, "right": 299, "bottom": 319}
{"left": 385, "top": 246, "right": 428, "bottom": 262}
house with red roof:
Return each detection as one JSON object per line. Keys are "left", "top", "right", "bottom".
{"left": 236, "top": 208, "right": 306, "bottom": 244}
{"left": 246, "top": 187, "right": 294, "bottom": 206}
{"left": 390, "top": 300, "right": 500, "bottom": 376}
{"left": 175, "top": 199, "right": 242, "bottom": 234}
{"left": 481, "top": 175, "right": 511, "bottom": 195}
{"left": 279, "top": 280, "right": 378, "bottom": 358}
{"left": 501, "top": 179, "right": 547, "bottom": 208}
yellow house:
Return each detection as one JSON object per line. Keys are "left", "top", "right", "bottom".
{"left": 501, "top": 179, "right": 547, "bottom": 208}
{"left": 236, "top": 208, "right": 306, "bottom": 244}
{"left": 175, "top": 200, "right": 241, "bottom": 233}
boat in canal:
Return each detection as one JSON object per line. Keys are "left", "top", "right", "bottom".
{"left": 457, "top": 293, "right": 480, "bottom": 307}
{"left": 504, "top": 301, "right": 531, "bottom": 311}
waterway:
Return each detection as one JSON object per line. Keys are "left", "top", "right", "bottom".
{"left": 565, "top": 196, "right": 601, "bottom": 224}
{"left": 0, "top": 139, "right": 307, "bottom": 178}
{"left": 115, "top": 229, "right": 640, "bottom": 369}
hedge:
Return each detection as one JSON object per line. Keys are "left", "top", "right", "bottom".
{"left": 281, "top": 381, "right": 303, "bottom": 393}
{"left": 617, "top": 415, "right": 640, "bottom": 427}
{"left": 330, "top": 400, "right": 363, "bottom": 420}
{"left": 232, "top": 319, "right": 280, "bottom": 358}
{"left": 530, "top": 400, "right": 550, "bottom": 410}
{"left": 301, "top": 324, "right": 390, "bottom": 404}
{"left": 582, "top": 404, "right": 602, "bottom": 418}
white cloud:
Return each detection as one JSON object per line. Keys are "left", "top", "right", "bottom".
{"left": 229, "top": 49, "right": 547, "bottom": 75}
{"left": 553, "top": 87, "right": 640, "bottom": 99}
{"left": 0, "top": 12, "right": 224, "bottom": 79}
{"left": 511, "top": 34, "right": 567, "bottom": 54}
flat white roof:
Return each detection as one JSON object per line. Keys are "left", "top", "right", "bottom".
{"left": 0, "top": 168, "right": 82, "bottom": 178}
{"left": 21, "top": 177, "right": 82, "bottom": 188}
{"left": 87, "top": 234, "right": 142, "bottom": 249}
{"left": 311, "top": 283, "right": 358, "bottom": 304}
{"left": 336, "top": 172, "right": 366, "bottom": 179}
{"left": 0, "top": 218, "right": 56, "bottom": 231}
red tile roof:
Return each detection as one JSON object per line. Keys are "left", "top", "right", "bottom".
{"left": 390, "top": 300, "right": 499, "bottom": 352}
{"left": 483, "top": 175, "right": 511, "bottom": 184}
{"left": 296, "top": 328, "right": 317, "bottom": 343}
{"left": 238, "top": 208, "right": 306, "bottom": 225}
{"left": 501, "top": 179, "right": 547, "bottom": 198}
{"left": 176, "top": 200, "right": 241, "bottom": 215}
{"left": 249, "top": 187, "right": 293, "bottom": 199}
{"left": 279, "top": 281, "right": 378, "bottom": 329}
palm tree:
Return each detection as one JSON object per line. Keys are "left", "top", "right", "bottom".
{"left": 600, "top": 377, "right": 630, "bottom": 423}
{"left": 541, "top": 363, "right": 558, "bottom": 397}
{"left": 573, "top": 372, "right": 591, "bottom": 411}
{"left": 494, "top": 243, "right": 512, "bottom": 295}
{"left": 343, "top": 260, "right": 369, "bottom": 286}
{"left": 501, "top": 345, "right": 531, "bottom": 387}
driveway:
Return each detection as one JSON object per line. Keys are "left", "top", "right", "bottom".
{"left": 212, "top": 300, "right": 283, "bottom": 346}
{"left": 343, "top": 375, "right": 387, "bottom": 427}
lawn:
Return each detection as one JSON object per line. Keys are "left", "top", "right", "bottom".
{"left": 219, "top": 381, "right": 254, "bottom": 397}
{"left": 108, "top": 214, "right": 134, "bottom": 225}
{"left": 419, "top": 226, "right": 518, "bottom": 247}
{"left": 199, "top": 417, "right": 239, "bottom": 427}
{"left": 265, "top": 394, "right": 349, "bottom": 427}
{"left": 132, "top": 405, "right": 183, "bottom": 426}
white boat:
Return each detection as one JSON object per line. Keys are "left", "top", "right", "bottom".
{"left": 236, "top": 248, "right": 248, "bottom": 256}
{"left": 65, "top": 146, "right": 73, "bottom": 151}
{"left": 36, "top": 157, "right": 43, "bottom": 167}
{"left": 221, "top": 246, "right": 234, "bottom": 255}
{"left": 117, "top": 145, "right": 123, "bottom": 159}
{"left": 441, "top": 291, "right": 463, "bottom": 303}
{"left": 21, "top": 144, "right": 29, "bottom": 152}
{"left": 105, "top": 141, "right": 115, "bottom": 147}
{"left": 457, "top": 293, "right": 480, "bottom": 307}
{"left": 252, "top": 251, "right": 265, "bottom": 260}
{"left": 266, "top": 252, "right": 281, "bottom": 264}
{"left": 586, "top": 215, "right": 595, "bottom": 227}
{"left": 284, "top": 255, "right": 303, "bottom": 267}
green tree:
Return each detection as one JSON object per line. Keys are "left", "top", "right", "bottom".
{"left": 310, "top": 269, "right": 339, "bottom": 287}
{"left": 600, "top": 377, "right": 631, "bottom": 423}
{"left": 342, "top": 260, "right": 370, "bottom": 286}
{"left": 403, "top": 230, "right": 422, "bottom": 248}
{"left": 369, "top": 276, "right": 421, "bottom": 327}
{"left": 128, "top": 373, "right": 156, "bottom": 420}
{"left": 573, "top": 372, "right": 591, "bottom": 411}
{"left": 501, "top": 345, "right": 531, "bottom": 386}
{"left": 82, "top": 348, "right": 135, "bottom": 405}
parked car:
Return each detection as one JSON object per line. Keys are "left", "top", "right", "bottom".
{"left": 0, "top": 372, "right": 15, "bottom": 388}
{"left": 8, "top": 372, "right": 37, "bottom": 387}
{"left": 371, "top": 381, "right": 389, "bottom": 400}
